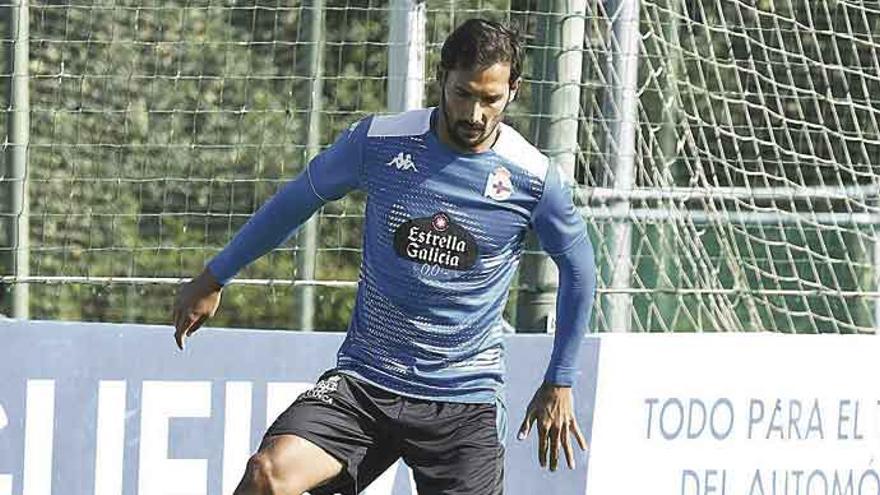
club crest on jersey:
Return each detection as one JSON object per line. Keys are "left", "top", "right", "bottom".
{"left": 393, "top": 212, "right": 478, "bottom": 271}
{"left": 484, "top": 166, "right": 513, "bottom": 201}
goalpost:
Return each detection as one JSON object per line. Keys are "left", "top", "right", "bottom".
{"left": 1, "top": 1, "right": 878, "bottom": 333}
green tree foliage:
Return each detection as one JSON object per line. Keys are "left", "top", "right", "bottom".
{"left": 21, "top": 1, "right": 388, "bottom": 329}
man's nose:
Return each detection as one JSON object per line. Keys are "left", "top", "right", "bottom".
{"left": 468, "top": 101, "right": 483, "bottom": 124}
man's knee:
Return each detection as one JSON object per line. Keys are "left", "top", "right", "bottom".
{"left": 234, "top": 435, "right": 342, "bottom": 495}
{"left": 236, "top": 452, "right": 303, "bottom": 495}
{"left": 246, "top": 452, "right": 277, "bottom": 486}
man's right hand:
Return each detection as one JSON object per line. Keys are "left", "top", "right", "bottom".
{"left": 172, "top": 268, "right": 223, "bottom": 350}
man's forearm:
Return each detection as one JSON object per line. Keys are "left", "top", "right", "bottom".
{"left": 543, "top": 234, "right": 597, "bottom": 386}
{"left": 207, "top": 171, "right": 325, "bottom": 285}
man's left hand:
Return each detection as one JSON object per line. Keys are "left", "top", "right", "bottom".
{"left": 518, "top": 382, "right": 588, "bottom": 471}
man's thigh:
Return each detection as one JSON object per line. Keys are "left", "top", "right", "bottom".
{"left": 402, "top": 401, "right": 505, "bottom": 495}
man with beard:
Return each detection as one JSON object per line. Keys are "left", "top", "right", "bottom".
{"left": 173, "top": 18, "right": 596, "bottom": 495}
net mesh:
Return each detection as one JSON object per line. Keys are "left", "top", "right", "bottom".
{"left": 1, "top": 0, "right": 878, "bottom": 332}
{"left": 611, "top": 0, "right": 880, "bottom": 333}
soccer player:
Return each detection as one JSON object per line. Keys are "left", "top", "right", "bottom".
{"left": 172, "top": 18, "right": 596, "bottom": 495}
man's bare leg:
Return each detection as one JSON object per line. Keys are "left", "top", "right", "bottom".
{"left": 234, "top": 434, "right": 345, "bottom": 495}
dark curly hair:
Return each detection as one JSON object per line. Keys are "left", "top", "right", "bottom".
{"left": 439, "top": 18, "right": 523, "bottom": 86}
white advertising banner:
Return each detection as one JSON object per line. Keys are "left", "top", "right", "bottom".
{"left": 586, "top": 333, "right": 880, "bottom": 495}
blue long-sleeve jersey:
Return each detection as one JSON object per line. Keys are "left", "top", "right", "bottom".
{"left": 209, "top": 108, "right": 596, "bottom": 403}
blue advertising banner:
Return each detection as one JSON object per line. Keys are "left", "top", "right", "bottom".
{"left": 0, "top": 320, "right": 600, "bottom": 495}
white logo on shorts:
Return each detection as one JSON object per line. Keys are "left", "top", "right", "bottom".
{"left": 301, "top": 375, "right": 342, "bottom": 404}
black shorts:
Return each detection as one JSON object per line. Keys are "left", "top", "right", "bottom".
{"left": 265, "top": 370, "right": 505, "bottom": 495}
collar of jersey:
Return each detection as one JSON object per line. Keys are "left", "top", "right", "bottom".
{"left": 427, "top": 107, "right": 504, "bottom": 159}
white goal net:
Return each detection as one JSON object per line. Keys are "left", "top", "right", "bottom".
{"left": 1, "top": 0, "right": 878, "bottom": 333}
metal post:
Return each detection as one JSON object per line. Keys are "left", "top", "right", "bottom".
{"left": 656, "top": 0, "right": 681, "bottom": 330}
{"left": 604, "top": 0, "right": 640, "bottom": 333}
{"left": 295, "top": 0, "right": 324, "bottom": 331}
{"left": 516, "top": 1, "right": 586, "bottom": 333}
{"left": 874, "top": 224, "right": 880, "bottom": 334}
{"left": 387, "top": 0, "right": 426, "bottom": 112}
{"left": 873, "top": 201, "right": 880, "bottom": 334}
{"left": 5, "top": 0, "right": 30, "bottom": 319}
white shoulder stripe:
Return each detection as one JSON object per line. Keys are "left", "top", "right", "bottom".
{"left": 368, "top": 108, "right": 433, "bottom": 137}
{"left": 493, "top": 123, "right": 549, "bottom": 181}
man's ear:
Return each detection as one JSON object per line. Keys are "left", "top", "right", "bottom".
{"left": 508, "top": 78, "right": 522, "bottom": 103}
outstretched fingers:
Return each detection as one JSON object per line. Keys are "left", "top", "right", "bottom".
{"left": 549, "top": 425, "right": 562, "bottom": 471}
{"left": 538, "top": 421, "right": 550, "bottom": 468}
{"left": 561, "top": 423, "right": 575, "bottom": 469}
{"left": 174, "top": 310, "right": 205, "bottom": 350}
{"left": 518, "top": 409, "right": 536, "bottom": 441}
{"left": 571, "top": 419, "right": 588, "bottom": 451}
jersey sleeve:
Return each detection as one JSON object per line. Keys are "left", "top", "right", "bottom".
{"left": 530, "top": 164, "right": 588, "bottom": 255}
{"left": 530, "top": 165, "right": 596, "bottom": 386}
{"left": 307, "top": 117, "right": 369, "bottom": 201}
{"left": 206, "top": 118, "right": 369, "bottom": 285}
{"left": 543, "top": 236, "right": 596, "bottom": 385}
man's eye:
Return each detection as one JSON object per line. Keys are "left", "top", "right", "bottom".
{"left": 456, "top": 89, "right": 470, "bottom": 98}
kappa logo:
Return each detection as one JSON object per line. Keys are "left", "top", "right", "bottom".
{"left": 386, "top": 152, "right": 419, "bottom": 172}
{"left": 301, "top": 375, "right": 342, "bottom": 404}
